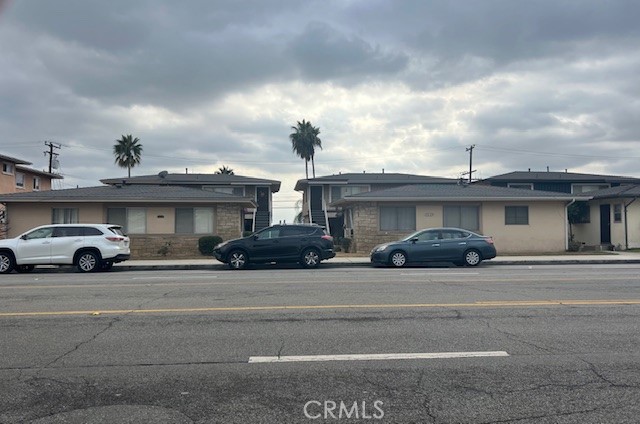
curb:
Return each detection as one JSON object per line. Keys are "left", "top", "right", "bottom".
{"left": 111, "top": 259, "right": 640, "bottom": 271}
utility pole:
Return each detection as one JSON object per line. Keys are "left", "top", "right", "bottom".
{"left": 462, "top": 144, "right": 476, "bottom": 183}
{"left": 44, "top": 141, "right": 61, "bottom": 173}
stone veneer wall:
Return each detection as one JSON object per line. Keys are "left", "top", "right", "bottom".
{"left": 129, "top": 235, "right": 202, "bottom": 259}
{"left": 129, "top": 204, "right": 244, "bottom": 259}
{"left": 351, "top": 202, "right": 408, "bottom": 254}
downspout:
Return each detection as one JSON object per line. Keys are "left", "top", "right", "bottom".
{"left": 565, "top": 199, "right": 576, "bottom": 251}
{"left": 624, "top": 197, "right": 638, "bottom": 250}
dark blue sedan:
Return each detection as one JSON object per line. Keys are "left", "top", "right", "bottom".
{"left": 370, "top": 227, "right": 497, "bottom": 267}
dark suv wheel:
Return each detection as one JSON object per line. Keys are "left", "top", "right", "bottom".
{"left": 301, "top": 248, "right": 320, "bottom": 269}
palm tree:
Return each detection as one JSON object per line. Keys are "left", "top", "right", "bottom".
{"left": 289, "top": 120, "right": 322, "bottom": 178}
{"left": 113, "top": 135, "right": 143, "bottom": 178}
{"left": 215, "top": 165, "right": 235, "bottom": 175}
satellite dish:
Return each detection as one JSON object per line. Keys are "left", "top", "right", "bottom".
{"left": 52, "top": 159, "right": 60, "bottom": 169}
{"left": 158, "top": 170, "right": 169, "bottom": 178}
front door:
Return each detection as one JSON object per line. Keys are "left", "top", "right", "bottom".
{"left": 600, "top": 204, "right": 611, "bottom": 244}
{"left": 256, "top": 187, "right": 270, "bottom": 212}
{"left": 310, "top": 186, "right": 323, "bottom": 211}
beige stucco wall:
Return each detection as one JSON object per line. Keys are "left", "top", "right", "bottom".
{"left": 348, "top": 200, "right": 569, "bottom": 254}
{"left": 482, "top": 202, "right": 567, "bottom": 253}
{"left": 5, "top": 203, "right": 104, "bottom": 237}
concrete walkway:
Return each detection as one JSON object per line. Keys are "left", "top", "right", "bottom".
{"left": 114, "top": 251, "right": 640, "bottom": 271}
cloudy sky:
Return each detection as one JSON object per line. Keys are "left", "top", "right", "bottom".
{"left": 1, "top": 0, "right": 639, "bottom": 222}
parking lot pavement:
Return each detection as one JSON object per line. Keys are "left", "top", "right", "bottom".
{"left": 103, "top": 251, "right": 640, "bottom": 271}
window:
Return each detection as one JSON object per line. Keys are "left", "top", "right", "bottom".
{"left": 176, "top": 207, "right": 214, "bottom": 234}
{"left": 256, "top": 227, "right": 281, "bottom": 239}
{"left": 507, "top": 183, "right": 533, "bottom": 190}
{"left": 203, "top": 186, "right": 244, "bottom": 196}
{"left": 2, "top": 162, "right": 14, "bottom": 175}
{"left": 15, "top": 172, "right": 25, "bottom": 188}
{"left": 33, "top": 177, "right": 41, "bottom": 191}
{"left": 52, "top": 208, "right": 79, "bottom": 224}
{"left": 441, "top": 229, "right": 469, "bottom": 239}
{"left": 572, "top": 184, "right": 610, "bottom": 194}
{"left": 53, "top": 226, "right": 84, "bottom": 237}
{"left": 24, "top": 227, "right": 54, "bottom": 240}
{"left": 380, "top": 206, "right": 416, "bottom": 231}
{"left": 614, "top": 204, "right": 622, "bottom": 223}
{"left": 505, "top": 206, "right": 529, "bottom": 225}
{"left": 107, "top": 207, "right": 147, "bottom": 234}
{"left": 443, "top": 205, "right": 479, "bottom": 231}
{"left": 331, "top": 185, "right": 369, "bottom": 202}
{"left": 281, "top": 226, "right": 315, "bottom": 237}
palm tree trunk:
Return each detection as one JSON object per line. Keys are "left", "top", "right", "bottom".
{"left": 305, "top": 160, "right": 309, "bottom": 179}
{"left": 128, "top": 166, "right": 131, "bottom": 178}
{"left": 311, "top": 155, "right": 315, "bottom": 178}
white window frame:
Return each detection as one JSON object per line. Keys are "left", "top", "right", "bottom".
{"left": 15, "top": 172, "right": 25, "bottom": 188}
{"left": 330, "top": 185, "right": 370, "bottom": 202}
{"left": 33, "top": 176, "right": 41, "bottom": 191}
{"left": 507, "top": 183, "right": 533, "bottom": 190}
{"left": 2, "top": 162, "right": 14, "bottom": 175}
{"left": 107, "top": 207, "right": 147, "bottom": 234}
{"left": 52, "top": 208, "right": 79, "bottom": 224}
{"left": 443, "top": 205, "right": 480, "bottom": 231}
{"left": 571, "top": 184, "right": 610, "bottom": 194}
{"left": 203, "top": 186, "right": 245, "bottom": 196}
{"left": 379, "top": 206, "right": 416, "bottom": 231}
{"left": 613, "top": 204, "right": 622, "bottom": 223}
{"left": 505, "top": 206, "right": 529, "bottom": 225}
{"left": 175, "top": 207, "right": 215, "bottom": 234}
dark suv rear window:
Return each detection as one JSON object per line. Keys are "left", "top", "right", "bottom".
{"left": 281, "top": 226, "right": 317, "bottom": 237}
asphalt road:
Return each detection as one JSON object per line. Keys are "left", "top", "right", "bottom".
{"left": 1, "top": 264, "right": 640, "bottom": 423}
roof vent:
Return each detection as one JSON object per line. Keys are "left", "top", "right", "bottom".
{"left": 158, "top": 170, "right": 169, "bottom": 178}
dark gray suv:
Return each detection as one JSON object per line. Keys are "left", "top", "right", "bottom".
{"left": 213, "top": 224, "right": 335, "bottom": 269}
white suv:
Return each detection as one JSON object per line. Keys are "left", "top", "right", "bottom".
{"left": 0, "top": 224, "right": 130, "bottom": 273}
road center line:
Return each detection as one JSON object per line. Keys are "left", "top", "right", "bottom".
{"left": 249, "top": 351, "right": 510, "bottom": 363}
{"left": 1, "top": 299, "right": 640, "bottom": 317}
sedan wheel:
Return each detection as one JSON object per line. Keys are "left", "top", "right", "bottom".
{"left": 390, "top": 251, "right": 407, "bottom": 267}
{"left": 0, "top": 252, "right": 15, "bottom": 274}
{"left": 301, "top": 248, "right": 320, "bottom": 269}
{"left": 77, "top": 251, "right": 99, "bottom": 272}
{"left": 228, "top": 250, "right": 248, "bottom": 270}
{"left": 463, "top": 249, "right": 482, "bottom": 266}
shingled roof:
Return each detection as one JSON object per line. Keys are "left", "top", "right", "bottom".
{"left": 101, "top": 173, "right": 281, "bottom": 192}
{"left": 0, "top": 184, "right": 255, "bottom": 206}
{"left": 588, "top": 184, "right": 640, "bottom": 199}
{"left": 483, "top": 171, "right": 640, "bottom": 184}
{"left": 295, "top": 173, "right": 457, "bottom": 191}
{"left": 331, "top": 183, "right": 592, "bottom": 205}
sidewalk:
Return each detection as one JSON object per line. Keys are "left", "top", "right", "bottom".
{"left": 115, "top": 251, "right": 640, "bottom": 271}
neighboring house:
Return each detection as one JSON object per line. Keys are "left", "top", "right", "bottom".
{"left": 571, "top": 185, "right": 640, "bottom": 250}
{"left": 294, "top": 173, "right": 458, "bottom": 237}
{"left": 101, "top": 172, "right": 281, "bottom": 233}
{"left": 1, "top": 153, "right": 63, "bottom": 236}
{"left": 0, "top": 171, "right": 281, "bottom": 258}
{"left": 481, "top": 170, "right": 640, "bottom": 193}
{"left": 481, "top": 170, "right": 640, "bottom": 250}
{"left": 331, "top": 183, "right": 590, "bottom": 254}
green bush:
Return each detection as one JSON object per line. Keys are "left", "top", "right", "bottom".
{"left": 198, "top": 235, "right": 223, "bottom": 256}
{"left": 341, "top": 237, "right": 352, "bottom": 253}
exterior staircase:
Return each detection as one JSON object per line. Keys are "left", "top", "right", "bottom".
{"left": 254, "top": 211, "right": 271, "bottom": 231}
{"left": 310, "top": 210, "right": 328, "bottom": 228}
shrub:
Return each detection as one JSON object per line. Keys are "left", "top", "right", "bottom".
{"left": 198, "top": 235, "right": 223, "bottom": 256}
{"left": 341, "top": 237, "right": 352, "bottom": 253}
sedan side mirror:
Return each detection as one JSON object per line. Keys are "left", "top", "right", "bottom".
{"left": 20, "top": 235, "right": 27, "bottom": 240}
{"left": 410, "top": 237, "right": 418, "bottom": 243}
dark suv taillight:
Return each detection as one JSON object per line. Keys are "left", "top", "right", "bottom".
{"left": 321, "top": 235, "right": 333, "bottom": 242}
